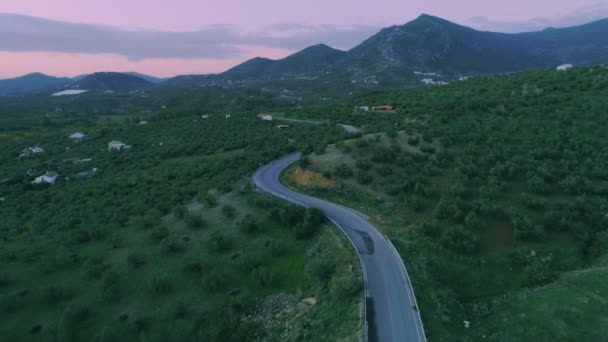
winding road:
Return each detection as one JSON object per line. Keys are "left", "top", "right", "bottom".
{"left": 253, "top": 152, "right": 426, "bottom": 342}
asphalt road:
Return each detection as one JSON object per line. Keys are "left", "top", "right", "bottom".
{"left": 253, "top": 152, "right": 426, "bottom": 342}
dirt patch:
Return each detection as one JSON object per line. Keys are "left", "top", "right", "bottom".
{"left": 290, "top": 167, "right": 335, "bottom": 188}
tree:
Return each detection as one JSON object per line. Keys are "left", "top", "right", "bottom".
{"left": 221, "top": 205, "right": 237, "bottom": 219}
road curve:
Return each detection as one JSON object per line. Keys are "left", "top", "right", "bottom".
{"left": 253, "top": 152, "right": 426, "bottom": 342}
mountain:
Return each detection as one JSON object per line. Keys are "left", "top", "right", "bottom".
{"left": 222, "top": 44, "right": 346, "bottom": 79}
{"left": 168, "top": 15, "right": 608, "bottom": 86}
{"left": 125, "top": 72, "right": 166, "bottom": 84}
{"left": 342, "top": 14, "right": 608, "bottom": 75}
{"left": 69, "top": 72, "right": 154, "bottom": 92}
{"left": 0, "top": 73, "right": 70, "bottom": 95}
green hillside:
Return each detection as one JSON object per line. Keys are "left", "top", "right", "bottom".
{"left": 282, "top": 65, "right": 608, "bottom": 341}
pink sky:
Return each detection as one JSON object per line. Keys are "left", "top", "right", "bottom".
{"left": 0, "top": 0, "right": 606, "bottom": 78}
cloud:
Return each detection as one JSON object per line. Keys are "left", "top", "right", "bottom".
{"left": 0, "top": 13, "right": 379, "bottom": 60}
{"left": 467, "top": 1, "right": 608, "bottom": 33}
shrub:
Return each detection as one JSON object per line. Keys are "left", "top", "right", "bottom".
{"left": 307, "top": 257, "right": 337, "bottom": 282}
{"left": 0, "top": 293, "right": 20, "bottom": 313}
{"left": 181, "top": 255, "right": 204, "bottom": 273}
{"left": 100, "top": 272, "right": 121, "bottom": 302}
{"left": 150, "top": 274, "right": 173, "bottom": 295}
{"left": 440, "top": 226, "right": 478, "bottom": 254}
{"left": 250, "top": 267, "right": 274, "bottom": 287}
{"left": 355, "top": 159, "right": 372, "bottom": 171}
{"left": 334, "top": 164, "right": 353, "bottom": 178}
{"left": 160, "top": 236, "right": 183, "bottom": 255}
{"left": 330, "top": 273, "right": 361, "bottom": 299}
{"left": 356, "top": 172, "right": 373, "bottom": 185}
{"left": 202, "top": 269, "right": 230, "bottom": 292}
{"left": 221, "top": 205, "right": 237, "bottom": 219}
{"left": 150, "top": 226, "right": 169, "bottom": 241}
{"left": 0, "top": 273, "right": 12, "bottom": 287}
{"left": 208, "top": 231, "right": 234, "bottom": 252}
{"left": 126, "top": 252, "right": 147, "bottom": 270}
{"left": 239, "top": 214, "right": 262, "bottom": 234}
{"left": 185, "top": 213, "right": 205, "bottom": 229}
{"left": 41, "top": 285, "right": 68, "bottom": 304}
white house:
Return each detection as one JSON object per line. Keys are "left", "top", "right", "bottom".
{"left": 32, "top": 172, "right": 58, "bottom": 185}
{"left": 19, "top": 146, "right": 44, "bottom": 158}
{"left": 69, "top": 132, "right": 86, "bottom": 142}
{"left": 225, "top": 114, "right": 231, "bottom": 119}
{"left": 354, "top": 106, "right": 370, "bottom": 112}
{"left": 257, "top": 114, "right": 273, "bottom": 121}
{"left": 108, "top": 141, "right": 131, "bottom": 151}
{"left": 557, "top": 64, "right": 573, "bottom": 71}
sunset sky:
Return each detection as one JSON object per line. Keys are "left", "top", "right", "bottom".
{"left": 1, "top": 0, "right": 607, "bottom": 78}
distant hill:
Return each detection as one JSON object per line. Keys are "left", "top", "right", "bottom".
{"left": 222, "top": 44, "right": 346, "bottom": 80}
{"left": 341, "top": 14, "right": 608, "bottom": 76}
{"left": 168, "top": 15, "right": 608, "bottom": 85}
{"left": 68, "top": 72, "right": 154, "bottom": 92}
{"left": 4, "top": 15, "right": 608, "bottom": 93}
{"left": 0, "top": 73, "right": 70, "bottom": 96}
{"left": 125, "top": 72, "right": 166, "bottom": 84}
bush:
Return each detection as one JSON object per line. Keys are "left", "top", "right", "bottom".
{"left": 84, "top": 257, "right": 109, "bottom": 279}
{"left": 440, "top": 226, "right": 478, "bottom": 254}
{"left": 57, "top": 304, "right": 93, "bottom": 342}
{"left": 202, "top": 269, "right": 230, "bottom": 292}
{"left": 334, "top": 163, "right": 353, "bottom": 178}
{"left": 307, "top": 257, "right": 337, "bottom": 282}
{"left": 408, "top": 136, "right": 420, "bottom": 146}
{"left": 269, "top": 241, "right": 288, "bottom": 257}
{"left": 0, "top": 293, "right": 20, "bottom": 313}
{"left": 150, "top": 274, "right": 173, "bottom": 295}
{"left": 127, "top": 252, "right": 147, "bottom": 270}
{"left": 355, "top": 159, "right": 372, "bottom": 171}
{"left": 221, "top": 205, "right": 237, "bottom": 219}
{"left": 181, "top": 255, "right": 204, "bottom": 273}
{"left": 185, "top": 213, "right": 205, "bottom": 229}
{"left": 250, "top": 267, "right": 274, "bottom": 287}
{"left": 0, "top": 273, "right": 12, "bottom": 287}
{"left": 41, "top": 285, "right": 68, "bottom": 304}
{"left": 239, "top": 214, "right": 262, "bottom": 234}
{"left": 295, "top": 208, "right": 325, "bottom": 239}
{"left": 330, "top": 273, "right": 361, "bottom": 299}
{"left": 100, "top": 272, "right": 121, "bottom": 301}
{"left": 208, "top": 231, "right": 234, "bottom": 252}
{"left": 356, "top": 172, "right": 373, "bottom": 185}
{"left": 150, "top": 225, "right": 169, "bottom": 241}
{"left": 160, "top": 236, "right": 183, "bottom": 254}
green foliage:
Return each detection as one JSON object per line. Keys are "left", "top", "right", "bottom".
{"left": 150, "top": 273, "right": 174, "bottom": 295}
{"left": 330, "top": 273, "right": 361, "bottom": 299}
{"left": 40, "top": 285, "right": 69, "bottom": 304}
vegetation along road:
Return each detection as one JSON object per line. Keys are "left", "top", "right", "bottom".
{"left": 253, "top": 152, "right": 426, "bottom": 342}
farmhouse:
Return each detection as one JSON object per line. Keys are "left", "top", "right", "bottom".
{"left": 69, "top": 132, "right": 86, "bottom": 142}
{"left": 276, "top": 124, "right": 290, "bottom": 129}
{"left": 557, "top": 64, "right": 573, "bottom": 71}
{"left": 108, "top": 141, "right": 131, "bottom": 151}
{"left": 32, "top": 172, "right": 58, "bottom": 185}
{"left": 19, "top": 146, "right": 44, "bottom": 158}
{"left": 63, "top": 157, "right": 81, "bottom": 164}
{"left": 372, "top": 105, "right": 395, "bottom": 111}
{"left": 257, "top": 114, "right": 273, "bottom": 121}
{"left": 354, "top": 106, "right": 370, "bottom": 112}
